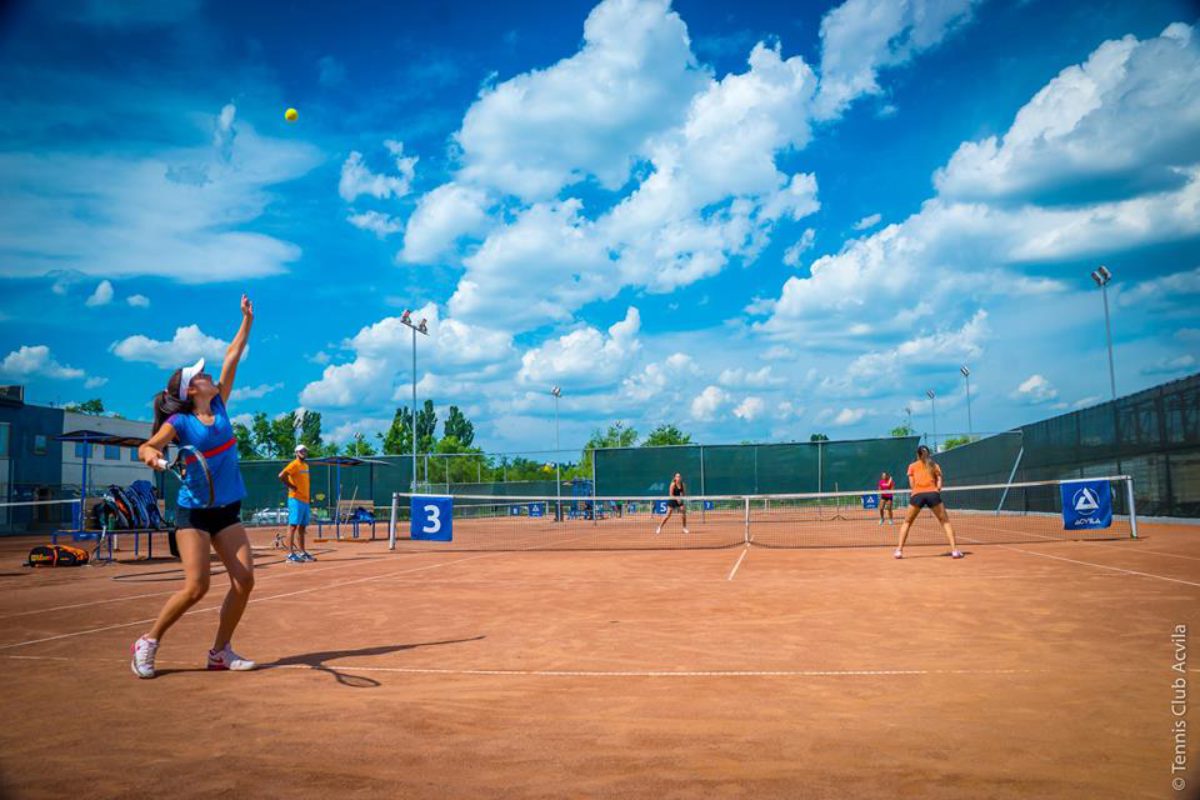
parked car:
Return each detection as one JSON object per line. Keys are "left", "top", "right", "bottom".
{"left": 250, "top": 508, "right": 289, "bottom": 526}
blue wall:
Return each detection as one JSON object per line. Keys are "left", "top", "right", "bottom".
{"left": 0, "top": 400, "right": 65, "bottom": 533}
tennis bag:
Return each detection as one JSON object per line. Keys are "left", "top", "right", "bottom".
{"left": 27, "top": 544, "right": 90, "bottom": 567}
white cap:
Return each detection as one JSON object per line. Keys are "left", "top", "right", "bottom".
{"left": 178, "top": 358, "right": 205, "bottom": 401}
{"left": 295, "top": 444, "right": 308, "bottom": 454}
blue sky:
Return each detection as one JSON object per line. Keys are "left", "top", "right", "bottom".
{"left": 1, "top": 0, "right": 1197, "bottom": 454}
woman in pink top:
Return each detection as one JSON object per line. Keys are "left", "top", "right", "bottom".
{"left": 877, "top": 472, "right": 895, "bottom": 526}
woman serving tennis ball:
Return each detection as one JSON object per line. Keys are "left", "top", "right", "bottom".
{"left": 893, "top": 444, "right": 962, "bottom": 560}
{"left": 131, "top": 294, "right": 256, "bottom": 679}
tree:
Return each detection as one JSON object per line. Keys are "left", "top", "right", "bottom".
{"left": 344, "top": 432, "right": 377, "bottom": 456}
{"left": 642, "top": 423, "right": 692, "bottom": 447}
{"left": 890, "top": 425, "right": 914, "bottom": 437}
{"left": 269, "top": 412, "right": 298, "bottom": 458}
{"left": 810, "top": 433, "right": 829, "bottom": 442}
{"left": 233, "top": 422, "right": 260, "bottom": 460}
{"left": 444, "top": 405, "right": 475, "bottom": 447}
{"left": 942, "top": 435, "right": 972, "bottom": 450}
{"left": 299, "top": 410, "right": 324, "bottom": 453}
{"left": 416, "top": 399, "right": 437, "bottom": 454}
{"left": 381, "top": 407, "right": 414, "bottom": 455}
{"left": 65, "top": 398, "right": 105, "bottom": 415}
{"left": 251, "top": 412, "right": 273, "bottom": 458}
{"left": 569, "top": 422, "right": 639, "bottom": 480}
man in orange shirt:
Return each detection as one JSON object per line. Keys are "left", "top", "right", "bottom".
{"left": 894, "top": 444, "right": 962, "bottom": 559}
{"left": 279, "top": 444, "right": 314, "bottom": 563}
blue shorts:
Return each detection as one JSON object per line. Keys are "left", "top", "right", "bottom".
{"left": 288, "top": 498, "right": 311, "bottom": 526}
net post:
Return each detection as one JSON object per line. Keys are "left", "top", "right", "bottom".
{"left": 388, "top": 492, "right": 399, "bottom": 550}
{"left": 995, "top": 446, "right": 1025, "bottom": 515}
{"left": 1125, "top": 477, "right": 1138, "bottom": 539}
{"left": 743, "top": 496, "right": 750, "bottom": 544}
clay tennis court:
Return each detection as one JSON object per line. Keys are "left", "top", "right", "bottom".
{"left": 0, "top": 519, "right": 1197, "bottom": 799}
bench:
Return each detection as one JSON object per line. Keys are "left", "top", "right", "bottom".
{"left": 52, "top": 498, "right": 175, "bottom": 562}
{"left": 315, "top": 498, "right": 377, "bottom": 541}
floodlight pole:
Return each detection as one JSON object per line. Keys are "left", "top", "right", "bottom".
{"left": 960, "top": 366, "right": 973, "bottom": 437}
{"left": 552, "top": 386, "right": 562, "bottom": 522}
{"left": 1091, "top": 266, "right": 1117, "bottom": 401}
{"left": 400, "top": 311, "right": 429, "bottom": 493}
{"left": 927, "top": 389, "right": 937, "bottom": 452}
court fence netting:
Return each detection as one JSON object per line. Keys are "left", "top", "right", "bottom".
{"left": 384, "top": 475, "right": 1137, "bottom": 552}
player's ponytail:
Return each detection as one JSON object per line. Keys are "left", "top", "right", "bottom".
{"left": 151, "top": 369, "right": 193, "bottom": 437}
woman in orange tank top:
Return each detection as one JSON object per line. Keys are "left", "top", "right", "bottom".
{"left": 894, "top": 444, "right": 962, "bottom": 559}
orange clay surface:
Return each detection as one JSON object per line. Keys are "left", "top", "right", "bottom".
{"left": 0, "top": 520, "right": 1196, "bottom": 799}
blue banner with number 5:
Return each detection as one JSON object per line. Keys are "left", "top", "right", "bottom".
{"left": 411, "top": 496, "right": 453, "bottom": 541}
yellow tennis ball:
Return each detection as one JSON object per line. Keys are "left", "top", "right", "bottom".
{"left": 284, "top": 107, "right": 298, "bottom": 122}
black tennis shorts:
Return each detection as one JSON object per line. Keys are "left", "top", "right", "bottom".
{"left": 667, "top": 499, "right": 683, "bottom": 510}
{"left": 176, "top": 501, "right": 243, "bottom": 536}
{"left": 909, "top": 492, "right": 943, "bottom": 509}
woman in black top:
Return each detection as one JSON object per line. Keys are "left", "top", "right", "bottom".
{"left": 656, "top": 473, "right": 689, "bottom": 535}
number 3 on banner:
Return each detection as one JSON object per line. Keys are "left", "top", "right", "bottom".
{"left": 411, "top": 496, "right": 453, "bottom": 541}
{"left": 423, "top": 504, "right": 441, "bottom": 534}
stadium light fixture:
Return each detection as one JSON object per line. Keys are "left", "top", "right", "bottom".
{"left": 400, "top": 310, "right": 430, "bottom": 491}
{"left": 960, "top": 366, "right": 973, "bottom": 437}
{"left": 926, "top": 389, "right": 937, "bottom": 452}
{"left": 1089, "top": 266, "right": 1117, "bottom": 401}
{"left": 551, "top": 386, "right": 562, "bottom": 520}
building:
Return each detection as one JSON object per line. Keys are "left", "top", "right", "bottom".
{"left": 62, "top": 410, "right": 154, "bottom": 497}
{"left": 0, "top": 385, "right": 153, "bottom": 533}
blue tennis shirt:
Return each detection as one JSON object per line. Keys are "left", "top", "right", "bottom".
{"left": 167, "top": 395, "right": 247, "bottom": 509}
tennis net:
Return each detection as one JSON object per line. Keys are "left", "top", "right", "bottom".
{"left": 387, "top": 476, "right": 1137, "bottom": 551}
{"left": 0, "top": 498, "right": 83, "bottom": 536}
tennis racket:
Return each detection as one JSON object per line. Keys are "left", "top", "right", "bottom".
{"left": 156, "top": 445, "right": 215, "bottom": 508}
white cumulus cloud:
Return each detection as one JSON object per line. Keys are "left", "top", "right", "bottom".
{"left": 85, "top": 280, "right": 114, "bottom": 307}
{"left": 0, "top": 345, "right": 86, "bottom": 380}
{"left": 338, "top": 140, "right": 417, "bottom": 203}
{"left": 110, "top": 325, "right": 231, "bottom": 369}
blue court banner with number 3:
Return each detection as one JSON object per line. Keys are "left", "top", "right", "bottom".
{"left": 411, "top": 496, "right": 453, "bottom": 541}
{"left": 1060, "top": 480, "right": 1112, "bottom": 530}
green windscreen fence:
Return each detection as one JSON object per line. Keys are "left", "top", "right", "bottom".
{"left": 237, "top": 455, "right": 562, "bottom": 517}
{"left": 595, "top": 436, "right": 920, "bottom": 497}
{"left": 935, "top": 372, "right": 1199, "bottom": 517}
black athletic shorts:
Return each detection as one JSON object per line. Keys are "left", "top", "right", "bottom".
{"left": 667, "top": 498, "right": 683, "bottom": 510}
{"left": 176, "top": 501, "right": 243, "bottom": 536}
{"left": 909, "top": 492, "right": 943, "bottom": 509}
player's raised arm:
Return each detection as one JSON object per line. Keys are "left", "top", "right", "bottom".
{"left": 219, "top": 294, "right": 254, "bottom": 404}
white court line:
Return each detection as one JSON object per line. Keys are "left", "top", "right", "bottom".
{"left": 0, "top": 553, "right": 400, "bottom": 620}
{"left": 0, "top": 653, "right": 1170, "bottom": 678}
{"left": 0, "top": 548, "right": 516, "bottom": 652}
{"left": 0, "top": 532, "right": 600, "bottom": 652}
{"left": 965, "top": 523, "right": 1200, "bottom": 589}
{"left": 727, "top": 547, "right": 749, "bottom": 581}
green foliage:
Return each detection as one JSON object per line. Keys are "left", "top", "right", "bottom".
{"left": 642, "top": 423, "right": 692, "bottom": 447}
{"left": 941, "top": 435, "right": 973, "bottom": 450}
{"left": 890, "top": 425, "right": 914, "bottom": 437}
{"left": 299, "top": 410, "right": 324, "bottom": 452}
{"left": 64, "top": 398, "right": 105, "bottom": 415}
{"left": 809, "top": 433, "right": 829, "bottom": 442}
{"left": 416, "top": 399, "right": 437, "bottom": 453}
{"left": 270, "top": 412, "right": 298, "bottom": 458}
{"left": 381, "top": 407, "right": 414, "bottom": 455}
{"left": 232, "top": 422, "right": 260, "bottom": 460}
{"left": 444, "top": 406, "right": 474, "bottom": 447}
{"left": 344, "top": 432, "right": 377, "bottom": 456}
{"left": 251, "top": 413, "right": 273, "bottom": 457}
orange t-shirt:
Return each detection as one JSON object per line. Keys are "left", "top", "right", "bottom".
{"left": 907, "top": 459, "right": 941, "bottom": 494}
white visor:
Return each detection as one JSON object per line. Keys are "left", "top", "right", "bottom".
{"left": 178, "top": 358, "right": 205, "bottom": 401}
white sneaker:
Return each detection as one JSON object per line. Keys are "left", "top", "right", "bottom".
{"left": 893, "top": 549, "right": 903, "bottom": 559}
{"left": 877, "top": 519, "right": 883, "bottom": 526}
{"left": 655, "top": 526, "right": 661, "bottom": 535}
{"left": 888, "top": 519, "right": 894, "bottom": 526}
{"left": 208, "top": 644, "right": 256, "bottom": 671}
{"left": 130, "top": 635, "right": 158, "bottom": 679}
{"left": 682, "top": 527, "right": 689, "bottom": 534}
